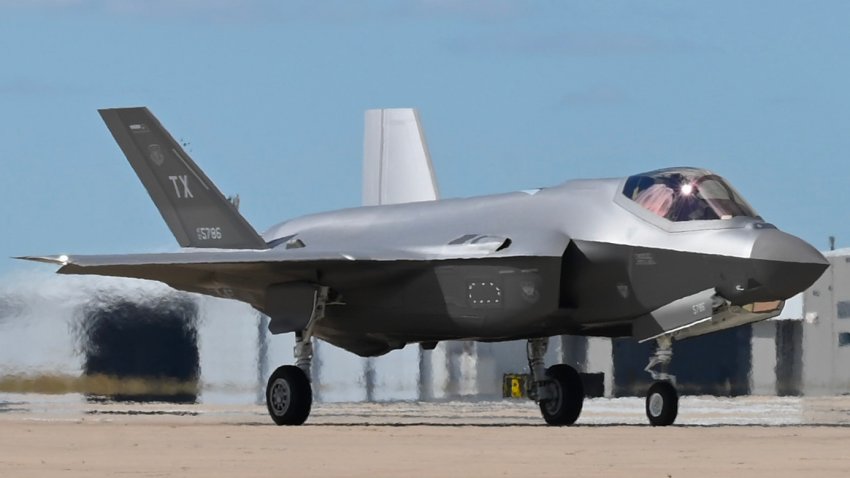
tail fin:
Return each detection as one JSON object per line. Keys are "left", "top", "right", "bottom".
{"left": 99, "top": 107, "right": 268, "bottom": 249}
{"left": 362, "top": 108, "right": 440, "bottom": 206}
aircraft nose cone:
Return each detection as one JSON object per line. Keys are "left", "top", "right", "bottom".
{"left": 750, "top": 230, "right": 829, "bottom": 300}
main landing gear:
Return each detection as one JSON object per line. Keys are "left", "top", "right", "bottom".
{"left": 643, "top": 336, "right": 678, "bottom": 426}
{"left": 265, "top": 287, "right": 329, "bottom": 426}
{"left": 527, "top": 337, "right": 584, "bottom": 425}
{"left": 266, "top": 362, "right": 311, "bottom": 425}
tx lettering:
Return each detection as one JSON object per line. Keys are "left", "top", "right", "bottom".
{"left": 168, "top": 175, "right": 193, "bottom": 199}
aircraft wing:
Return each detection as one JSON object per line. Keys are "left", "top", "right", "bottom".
{"left": 20, "top": 234, "right": 520, "bottom": 269}
{"left": 19, "top": 247, "right": 396, "bottom": 291}
{"left": 17, "top": 233, "right": 536, "bottom": 333}
{"left": 17, "top": 233, "right": 523, "bottom": 296}
{"left": 18, "top": 250, "right": 317, "bottom": 307}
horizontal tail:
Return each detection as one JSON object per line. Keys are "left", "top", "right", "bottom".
{"left": 99, "top": 107, "right": 268, "bottom": 249}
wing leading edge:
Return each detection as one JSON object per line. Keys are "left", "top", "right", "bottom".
{"left": 17, "top": 250, "right": 340, "bottom": 313}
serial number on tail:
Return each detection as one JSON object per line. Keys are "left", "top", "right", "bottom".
{"left": 196, "top": 227, "right": 222, "bottom": 241}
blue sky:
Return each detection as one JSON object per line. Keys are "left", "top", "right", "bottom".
{"left": 1, "top": 1, "right": 848, "bottom": 275}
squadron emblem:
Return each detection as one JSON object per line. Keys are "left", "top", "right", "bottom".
{"left": 520, "top": 281, "right": 540, "bottom": 303}
{"left": 148, "top": 144, "right": 165, "bottom": 166}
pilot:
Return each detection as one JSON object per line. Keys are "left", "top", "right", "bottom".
{"left": 670, "top": 182, "right": 720, "bottom": 222}
{"left": 635, "top": 183, "right": 674, "bottom": 217}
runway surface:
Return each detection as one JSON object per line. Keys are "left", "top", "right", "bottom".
{"left": 2, "top": 394, "right": 850, "bottom": 477}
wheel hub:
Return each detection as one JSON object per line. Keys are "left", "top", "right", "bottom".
{"left": 270, "top": 378, "right": 291, "bottom": 416}
{"left": 542, "top": 381, "right": 562, "bottom": 416}
{"left": 648, "top": 392, "right": 664, "bottom": 417}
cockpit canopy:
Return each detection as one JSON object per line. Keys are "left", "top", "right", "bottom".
{"left": 623, "top": 168, "right": 760, "bottom": 222}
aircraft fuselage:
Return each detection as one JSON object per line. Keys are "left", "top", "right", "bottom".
{"left": 260, "top": 174, "right": 826, "bottom": 356}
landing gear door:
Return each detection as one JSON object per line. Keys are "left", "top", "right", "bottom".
{"left": 632, "top": 288, "right": 716, "bottom": 342}
{"left": 265, "top": 282, "right": 319, "bottom": 334}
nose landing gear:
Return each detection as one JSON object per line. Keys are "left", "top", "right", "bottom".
{"left": 644, "top": 336, "right": 678, "bottom": 426}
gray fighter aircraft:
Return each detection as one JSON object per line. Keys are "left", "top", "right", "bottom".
{"left": 20, "top": 107, "right": 828, "bottom": 426}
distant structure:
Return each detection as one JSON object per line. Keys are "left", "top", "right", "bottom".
{"left": 76, "top": 293, "right": 200, "bottom": 403}
{"left": 799, "top": 248, "right": 850, "bottom": 394}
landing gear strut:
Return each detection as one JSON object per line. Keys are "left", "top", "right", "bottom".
{"left": 265, "top": 286, "right": 329, "bottom": 426}
{"left": 644, "top": 336, "right": 678, "bottom": 426}
{"left": 527, "top": 337, "right": 584, "bottom": 425}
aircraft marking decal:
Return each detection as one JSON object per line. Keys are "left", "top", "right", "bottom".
{"left": 633, "top": 252, "right": 656, "bottom": 266}
{"left": 196, "top": 227, "right": 222, "bottom": 241}
{"left": 129, "top": 123, "right": 150, "bottom": 134}
{"left": 168, "top": 175, "right": 194, "bottom": 199}
{"left": 692, "top": 302, "right": 707, "bottom": 315}
{"left": 520, "top": 281, "right": 540, "bottom": 303}
{"left": 147, "top": 144, "right": 165, "bottom": 166}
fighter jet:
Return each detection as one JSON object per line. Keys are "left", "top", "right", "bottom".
{"left": 20, "top": 107, "right": 828, "bottom": 426}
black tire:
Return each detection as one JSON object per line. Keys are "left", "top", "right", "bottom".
{"left": 645, "top": 381, "right": 678, "bottom": 426}
{"left": 266, "top": 365, "right": 312, "bottom": 426}
{"left": 539, "top": 364, "right": 584, "bottom": 426}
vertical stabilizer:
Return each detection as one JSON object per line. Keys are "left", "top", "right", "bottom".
{"left": 99, "top": 107, "right": 268, "bottom": 250}
{"left": 362, "top": 109, "right": 440, "bottom": 206}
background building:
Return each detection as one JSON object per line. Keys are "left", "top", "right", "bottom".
{"left": 800, "top": 249, "right": 850, "bottom": 394}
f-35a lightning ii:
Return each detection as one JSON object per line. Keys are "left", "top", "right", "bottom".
{"left": 20, "top": 107, "right": 828, "bottom": 426}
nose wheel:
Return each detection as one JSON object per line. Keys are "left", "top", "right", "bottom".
{"left": 645, "top": 380, "right": 678, "bottom": 426}
{"left": 644, "top": 336, "right": 678, "bottom": 426}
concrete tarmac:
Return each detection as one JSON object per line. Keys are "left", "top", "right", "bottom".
{"left": 2, "top": 395, "right": 850, "bottom": 477}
